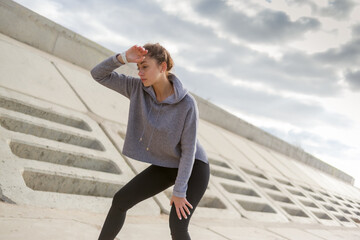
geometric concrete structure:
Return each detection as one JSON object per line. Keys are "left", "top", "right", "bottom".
{"left": 0, "top": 86, "right": 158, "bottom": 215}
{"left": 1, "top": 1, "right": 360, "bottom": 239}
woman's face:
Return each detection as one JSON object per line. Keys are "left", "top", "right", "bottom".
{"left": 137, "top": 56, "right": 163, "bottom": 87}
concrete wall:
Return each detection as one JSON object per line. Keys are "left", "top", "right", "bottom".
{"left": 0, "top": 0, "right": 354, "bottom": 185}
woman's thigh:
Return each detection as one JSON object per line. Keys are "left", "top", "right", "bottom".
{"left": 112, "top": 164, "right": 178, "bottom": 210}
{"left": 186, "top": 160, "right": 210, "bottom": 206}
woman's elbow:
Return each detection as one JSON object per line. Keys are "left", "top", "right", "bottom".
{"left": 90, "top": 67, "right": 101, "bottom": 82}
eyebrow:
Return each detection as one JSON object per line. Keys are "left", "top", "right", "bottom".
{"left": 138, "top": 60, "right": 147, "bottom": 65}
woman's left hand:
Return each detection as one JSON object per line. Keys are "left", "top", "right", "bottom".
{"left": 170, "top": 195, "right": 193, "bottom": 220}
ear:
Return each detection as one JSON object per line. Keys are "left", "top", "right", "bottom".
{"left": 161, "top": 62, "right": 167, "bottom": 73}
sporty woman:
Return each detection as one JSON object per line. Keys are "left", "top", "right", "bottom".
{"left": 91, "top": 43, "right": 209, "bottom": 240}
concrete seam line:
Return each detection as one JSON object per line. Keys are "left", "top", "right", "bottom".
{"left": 51, "top": 61, "right": 91, "bottom": 113}
{"left": 191, "top": 222, "right": 232, "bottom": 240}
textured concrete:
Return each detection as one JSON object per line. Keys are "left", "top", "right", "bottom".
{"left": 0, "top": 33, "right": 87, "bottom": 112}
{"left": 2, "top": 202, "right": 360, "bottom": 240}
{"left": 267, "top": 227, "right": 326, "bottom": 240}
{"left": 54, "top": 60, "right": 130, "bottom": 125}
{"left": 0, "top": 86, "right": 159, "bottom": 215}
{"left": 1, "top": 1, "right": 360, "bottom": 239}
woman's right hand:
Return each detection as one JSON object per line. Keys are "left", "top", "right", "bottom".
{"left": 124, "top": 45, "right": 148, "bottom": 63}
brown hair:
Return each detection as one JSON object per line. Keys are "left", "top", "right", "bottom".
{"left": 143, "top": 43, "right": 174, "bottom": 76}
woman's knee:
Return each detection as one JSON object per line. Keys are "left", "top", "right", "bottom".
{"left": 170, "top": 231, "right": 190, "bottom": 240}
{"left": 170, "top": 225, "right": 190, "bottom": 240}
{"left": 111, "top": 189, "right": 132, "bottom": 211}
{"left": 169, "top": 209, "right": 191, "bottom": 240}
{"left": 169, "top": 223, "right": 190, "bottom": 240}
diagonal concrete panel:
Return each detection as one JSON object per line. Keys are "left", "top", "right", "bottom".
{"left": 318, "top": 190, "right": 360, "bottom": 227}
{"left": 267, "top": 227, "right": 327, "bottom": 240}
{"left": 0, "top": 218, "right": 101, "bottom": 240}
{"left": 308, "top": 228, "right": 360, "bottom": 239}
{"left": 291, "top": 160, "right": 356, "bottom": 198}
{"left": 230, "top": 163, "right": 317, "bottom": 224}
{"left": 199, "top": 120, "right": 256, "bottom": 168}
{"left": 305, "top": 229, "right": 348, "bottom": 240}
{"left": 294, "top": 162, "right": 360, "bottom": 203}
{"left": 275, "top": 178, "right": 341, "bottom": 226}
{"left": 117, "top": 221, "right": 228, "bottom": 240}
{"left": 53, "top": 60, "right": 132, "bottom": 125}
{"left": 275, "top": 177, "right": 343, "bottom": 226}
{"left": 269, "top": 151, "right": 319, "bottom": 186}
{"left": 218, "top": 128, "right": 281, "bottom": 174}
{"left": 210, "top": 226, "right": 288, "bottom": 240}
{"left": 329, "top": 230, "right": 360, "bottom": 239}
{"left": 0, "top": 34, "right": 86, "bottom": 112}
{"left": 222, "top": 130, "right": 284, "bottom": 177}
{"left": 198, "top": 123, "right": 330, "bottom": 224}
{"left": 208, "top": 157, "right": 289, "bottom": 222}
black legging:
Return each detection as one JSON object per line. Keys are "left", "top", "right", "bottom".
{"left": 98, "top": 159, "right": 210, "bottom": 240}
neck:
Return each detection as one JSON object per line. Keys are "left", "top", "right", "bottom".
{"left": 152, "top": 75, "right": 173, "bottom": 102}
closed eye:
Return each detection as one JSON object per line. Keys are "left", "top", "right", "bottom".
{"left": 137, "top": 65, "right": 148, "bottom": 71}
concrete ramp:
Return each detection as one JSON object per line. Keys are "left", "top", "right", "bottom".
{"left": 0, "top": 1, "right": 360, "bottom": 239}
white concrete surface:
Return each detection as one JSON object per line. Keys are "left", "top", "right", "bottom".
{"left": 1, "top": 1, "right": 360, "bottom": 239}
{"left": 0, "top": 34, "right": 87, "bottom": 112}
{"left": 0, "top": 86, "right": 159, "bottom": 215}
{"left": 54, "top": 60, "right": 131, "bottom": 125}
{"left": 2, "top": 202, "right": 360, "bottom": 240}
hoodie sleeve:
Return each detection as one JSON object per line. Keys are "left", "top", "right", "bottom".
{"left": 173, "top": 100, "right": 199, "bottom": 198}
{"left": 90, "top": 55, "right": 139, "bottom": 98}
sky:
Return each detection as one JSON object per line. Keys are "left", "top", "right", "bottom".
{"left": 14, "top": 0, "right": 360, "bottom": 187}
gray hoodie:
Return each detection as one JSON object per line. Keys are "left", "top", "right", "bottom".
{"left": 91, "top": 55, "right": 208, "bottom": 197}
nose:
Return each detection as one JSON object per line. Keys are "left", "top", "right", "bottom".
{"left": 138, "top": 70, "right": 144, "bottom": 77}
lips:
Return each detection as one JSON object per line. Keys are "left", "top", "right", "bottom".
{"left": 141, "top": 78, "right": 147, "bottom": 82}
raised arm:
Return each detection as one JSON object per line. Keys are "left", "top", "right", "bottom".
{"left": 90, "top": 45, "right": 148, "bottom": 98}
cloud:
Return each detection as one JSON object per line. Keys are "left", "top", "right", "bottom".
{"left": 352, "top": 23, "right": 360, "bottom": 38}
{"left": 35, "top": 0, "right": 342, "bottom": 98}
{"left": 287, "top": 0, "right": 357, "bottom": 20}
{"left": 192, "top": 0, "right": 320, "bottom": 44}
{"left": 262, "top": 127, "right": 353, "bottom": 159}
{"left": 344, "top": 69, "right": 360, "bottom": 91}
{"left": 315, "top": 38, "right": 360, "bottom": 67}
{"left": 318, "top": 0, "right": 357, "bottom": 20}
{"left": 49, "top": 0, "right": 334, "bottom": 98}
{"left": 179, "top": 39, "right": 341, "bottom": 96}
{"left": 176, "top": 65, "right": 352, "bottom": 129}
{"left": 231, "top": 50, "right": 340, "bottom": 96}
{"left": 22, "top": 0, "right": 221, "bottom": 52}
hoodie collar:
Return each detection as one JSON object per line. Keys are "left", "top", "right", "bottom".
{"left": 142, "top": 73, "right": 188, "bottom": 105}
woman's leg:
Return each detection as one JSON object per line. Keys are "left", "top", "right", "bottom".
{"left": 169, "top": 160, "right": 210, "bottom": 240}
{"left": 98, "top": 165, "right": 177, "bottom": 240}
